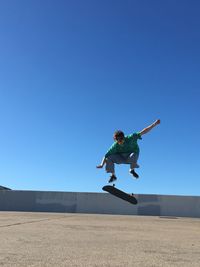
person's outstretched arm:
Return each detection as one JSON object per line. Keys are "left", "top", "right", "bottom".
{"left": 139, "top": 119, "right": 160, "bottom": 136}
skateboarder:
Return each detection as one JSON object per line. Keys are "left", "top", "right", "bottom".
{"left": 96, "top": 119, "right": 160, "bottom": 183}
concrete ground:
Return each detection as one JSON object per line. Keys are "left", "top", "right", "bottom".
{"left": 0, "top": 212, "right": 200, "bottom": 267}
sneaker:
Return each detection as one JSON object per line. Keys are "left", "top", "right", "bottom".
{"left": 108, "top": 174, "right": 117, "bottom": 183}
{"left": 129, "top": 169, "right": 139, "bottom": 179}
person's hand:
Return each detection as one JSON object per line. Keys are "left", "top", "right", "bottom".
{"left": 155, "top": 119, "right": 161, "bottom": 125}
{"left": 96, "top": 164, "right": 103, "bottom": 169}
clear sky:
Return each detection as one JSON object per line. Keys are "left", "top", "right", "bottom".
{"left": 0, "top": 0, "right": 199, "bottom": 195}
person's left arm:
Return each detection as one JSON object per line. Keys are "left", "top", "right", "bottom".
{"left": 139, "top": 119, "right": 161, "bottom": 136}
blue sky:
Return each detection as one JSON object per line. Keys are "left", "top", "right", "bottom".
{"left": 0, "top": 0, "right": 199, "bottom": 195}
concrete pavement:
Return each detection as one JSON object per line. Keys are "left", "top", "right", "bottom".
{"left": 0, "top": 212, "right": 200, "bottom": 267}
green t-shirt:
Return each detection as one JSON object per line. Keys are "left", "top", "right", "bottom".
{"left": 105, "top": 132, "right": 142, "bottom": 158}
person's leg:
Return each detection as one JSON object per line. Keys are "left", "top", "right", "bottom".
{"left": 127, "top": 153, "right": 140, "bottom": 178}
{"left": 105, "top": 154, "right": 126, "bottom": 182}
{"left": 105, "top": 157, "right": 115, "bottom": 174}
{"left": 128, "top": 153, "right": 139, "bottom": 169}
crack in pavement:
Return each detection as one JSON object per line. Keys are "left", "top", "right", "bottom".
{"left": 0, "top": 215, "right": 75, "bottom": 228}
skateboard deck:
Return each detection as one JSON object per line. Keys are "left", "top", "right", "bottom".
{"left": 102, "top": 185, "right": 137, "bottom": 205}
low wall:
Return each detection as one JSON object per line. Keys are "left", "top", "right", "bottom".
{"left": 0, "top": 190, "right": 200, "bottom": 218}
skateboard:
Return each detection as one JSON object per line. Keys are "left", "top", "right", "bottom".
{"left": 102, "top": 185, "right": 137, "bottom": 205}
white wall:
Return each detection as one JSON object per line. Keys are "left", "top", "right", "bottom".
{"left": 0, "top": 190, "right": 200, "bottom": 218}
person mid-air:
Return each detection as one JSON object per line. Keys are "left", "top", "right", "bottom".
{"left": 96, "top": 119, "right": 161, "bottom": 183}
